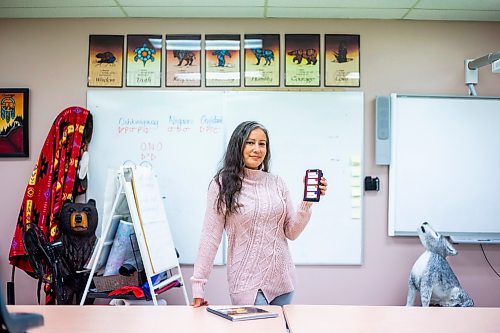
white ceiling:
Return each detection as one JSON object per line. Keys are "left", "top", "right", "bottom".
{"left": 0, "top": 0, "right": 500, "bottom": 21}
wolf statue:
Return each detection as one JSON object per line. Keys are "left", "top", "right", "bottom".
{"left": 406, "top": 222, "right": 474, "bottom": 307}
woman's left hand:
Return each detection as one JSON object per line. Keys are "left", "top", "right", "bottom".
{"left": 319, "top": 177, "right": 328, "bottom": 196}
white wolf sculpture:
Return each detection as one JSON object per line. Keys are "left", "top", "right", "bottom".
{"left": 406, "top": 222, "right": 474, "bottom": 307}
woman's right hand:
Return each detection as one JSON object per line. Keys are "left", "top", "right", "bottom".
{"left": 192, "top": 297, "right": 209, "bottom": 307}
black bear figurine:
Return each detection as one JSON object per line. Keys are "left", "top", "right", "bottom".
{"left": 58, "top": 199, "right": 98, "bottom": 304}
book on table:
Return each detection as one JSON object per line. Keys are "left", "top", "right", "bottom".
{"left": 206, "top": 306, "right": 278, "bottom": 321}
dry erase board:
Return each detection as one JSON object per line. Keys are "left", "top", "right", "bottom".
{"left": 87, "top": 91, "right": 226, "bottom": 265}
{"left": 388, "top": 94, "right": 500, "bottom": 238}
{"left": 224, "top": 91, "right": 364, "bottom": 264}
{"left": 87, "top": 90, "right": 364, "bottom": 265}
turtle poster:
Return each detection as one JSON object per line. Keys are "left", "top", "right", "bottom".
{"left": 126, "top": 35, "right": 162, "bottom": 87}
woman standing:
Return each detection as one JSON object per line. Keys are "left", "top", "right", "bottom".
{"left": 191, "top": 121, "right": 327, "bottom": 306}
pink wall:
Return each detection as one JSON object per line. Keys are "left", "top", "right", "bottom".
{"left": 1, "top": 18, "right": 500, "bottom": 306}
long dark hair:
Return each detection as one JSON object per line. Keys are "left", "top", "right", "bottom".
{"left": 215, "top": 121, "right": 271, "bottom": 215}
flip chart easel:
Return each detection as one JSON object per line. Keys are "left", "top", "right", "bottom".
{"left": 80, "top": 166, "right": 189, "bottom": 305}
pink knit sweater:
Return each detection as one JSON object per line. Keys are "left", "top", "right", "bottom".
{"left": 191, "top": 168, "right": 313, "bottom": 305}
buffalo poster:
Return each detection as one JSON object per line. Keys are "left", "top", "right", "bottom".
{"left": 165, "top": 35, "right": 201, "bottom": 87}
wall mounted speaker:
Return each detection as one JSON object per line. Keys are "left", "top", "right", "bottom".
{"left": 375, "top": 96, "right": 391, "bottom": 165}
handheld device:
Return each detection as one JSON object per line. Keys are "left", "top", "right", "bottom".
{"left": 303, "top": 169, "right": 323, "bottom": 202}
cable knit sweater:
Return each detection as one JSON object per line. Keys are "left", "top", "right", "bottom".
{"left": 191, "top": 168, "right": 313, "bottom": 305}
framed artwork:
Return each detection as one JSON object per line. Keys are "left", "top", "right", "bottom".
{"left": 0, "top": 88, "right": 29, "bottom": 157}
{"left": 126, "top": 35, "right": 162, "bottom": 87}
{"left": 165, "top": 35, "right": 201, "bottom": 87}
{"left": 205, "top": 34, "right": 241, "bottom": 87}
{"left": 285, "top": 34, "right": 320, "bottom": 87}
{"left": 325, "top": 34, "right": 360, "bottom": 87}
{"left": 87, "top": 35, "right": 124, "bottom": 87}
{"left": 244, "top": 34, "right": 280, "bottom": 87}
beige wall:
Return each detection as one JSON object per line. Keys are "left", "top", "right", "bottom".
{"left": 1, "top": 18, "right": 500, "bottom": 306}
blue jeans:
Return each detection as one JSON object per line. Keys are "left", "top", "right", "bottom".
{"left": 254, "top": 289, "right": 294, "bottom": 306}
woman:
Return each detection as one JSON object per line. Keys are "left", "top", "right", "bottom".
{"left": 191, "top": 121, "right": 327, "bottom": 307}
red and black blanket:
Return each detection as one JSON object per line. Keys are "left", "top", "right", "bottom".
{"left": 9, "top": 106, "right": 92, "bottom": 303}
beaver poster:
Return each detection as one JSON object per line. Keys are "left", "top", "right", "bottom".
{"left": 87, "top": 35, "right": 124, "bottom": 87}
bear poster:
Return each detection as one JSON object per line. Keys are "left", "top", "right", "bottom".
{"left": 285, "top": 34, "right": 320, "bottom": 87}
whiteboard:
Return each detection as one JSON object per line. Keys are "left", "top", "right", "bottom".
{"left": 87, "top": 90, "right": 226, "bottom": 265}
{"left": 224, "top": 91, "right": 364, "bottom": 264}
{"left": 87, "top": 90, "right": 364, "bottom": 265}
{"left": 388, "top": 94, "right": 500, "bottom": 238}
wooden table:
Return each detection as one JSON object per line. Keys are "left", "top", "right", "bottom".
{"left": 283, "top": 305, "right": 500, "bottom": 333}
{"left": 8, "top": 305, "right": 286, "bottom": 333}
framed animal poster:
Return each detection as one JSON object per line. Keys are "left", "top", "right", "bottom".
{"left": 87, "top": 35, "right": 124, "bottom": 87}
{"left": 244, "top": 34, "right": 280, "bottom": 87}
{"left": 285, "top": 34, "right": 320, "bottom": 87}
{"left": 205, "top": 34, "right": 241, "bottom": 87}
{"left": 126, "top": 35, "right": 162, "bottom": 87}
{"left": 165, "top": 35, "right": 201, "bottom": 87}
{"left": 325, "top": 34, "right": 360, "bottom": 87}
{"left": 0, "top": 88, "right": 29, "bottom": 157}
